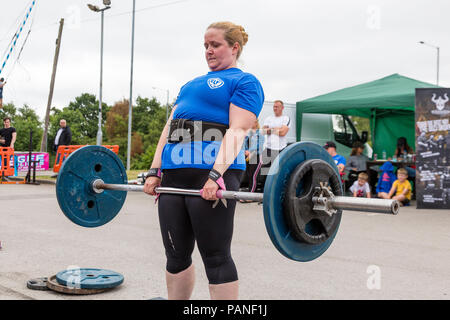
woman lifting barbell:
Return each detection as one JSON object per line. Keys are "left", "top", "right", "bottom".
{"left": 143, "top": 22, "right": 265, "bottom": 300}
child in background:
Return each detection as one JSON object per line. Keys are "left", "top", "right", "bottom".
{"left": 350, "top": 172, "right": 371, "bottom": 198}
{"left": 376, "top": 161, "right": 397, "bottom": 199}
{"left": 388, "top": 168, "right": 412, "bottom": 206}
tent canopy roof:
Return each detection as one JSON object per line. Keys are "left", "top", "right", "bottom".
{"left": 297, "top": 73, "right": 439, "bottom": 118}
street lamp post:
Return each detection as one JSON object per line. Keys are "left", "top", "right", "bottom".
{"left": 152, "top": 86, "right": 170, "bottom": 121}
{"left": 127, "top": 0, "right": 136, "bottom": 171}
{"left": 419, "top": 41, "right": 440, "bottom": 86}
{"left": 88, "top": 1, "right": 112, "bottom": 146}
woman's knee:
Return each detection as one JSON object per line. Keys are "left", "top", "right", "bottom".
{"left": 202, "top": 254, "right": 238, "bottom": 285}
{"left": 166, "top": 255, "right": 193, "bottom": 274}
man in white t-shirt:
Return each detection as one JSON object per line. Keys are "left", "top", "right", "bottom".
{"left": 258, "top": 100, "right": 290, "bottom": 185}
{"left": 262, "top": 100, "right": 290, "bottom": 151}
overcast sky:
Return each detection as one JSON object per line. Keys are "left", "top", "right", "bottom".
{"left": 1, "top": 0, "right": 449, "bottom": 120}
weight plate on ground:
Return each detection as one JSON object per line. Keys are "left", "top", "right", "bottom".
{"left": 263, "top": 141, "right": 343, "bottom": 262}
{"left": 56, "top": 268, "right": 124, "bottom": 290}
{"left": 56, "top": 145, "right": 127, "bottom": 228}
{"left": 284, "top": 159, "right": 342, "bottom": 244}
{"left": 46, "top": 275, "right": 109, "bottom": 295}
{"left": 27, "top": 277, "right": 49, "bottom": 291}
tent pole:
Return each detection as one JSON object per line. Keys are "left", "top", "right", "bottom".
{"left": 371, "top": 109, "right": 376, "bottom": 156}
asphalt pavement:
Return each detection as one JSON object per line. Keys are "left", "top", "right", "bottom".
{"left": 0, "top": 183, "right": 449, "bottom": 300}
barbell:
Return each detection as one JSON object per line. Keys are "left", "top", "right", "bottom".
{"left": 55, "top": 142, "right": 399, "bottom": 262}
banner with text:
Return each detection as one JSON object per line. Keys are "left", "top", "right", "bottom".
{"left": 15, "top": 152, "right": 49, "bottom": 172}
{"left": 415, "top": 88, "right": 450, "bottom": 209}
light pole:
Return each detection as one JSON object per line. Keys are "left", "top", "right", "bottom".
{"left": 88, "top": 0, "right": 112, "bottom": 146}
{"left": 419, "top": 41, "right": 440, "bottom": 86}
{"left": 126, "top": 0, "right": 136, "bottom": 171}
{"left": 152, "top": 86, "right": 170, "bottom": 121}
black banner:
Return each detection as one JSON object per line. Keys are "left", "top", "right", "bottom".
{"left": 415, "top": 88, "right": 450, "bottom": 209}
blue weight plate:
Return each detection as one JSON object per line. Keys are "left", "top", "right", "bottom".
{"left": 263, "top": 142, "right": 343, "bottom": 262}
{"left": 56, "top": 145, "right": 128, "bottom": 228}
{"left": 56, "top": 268, "right": 124, "bottom": 289}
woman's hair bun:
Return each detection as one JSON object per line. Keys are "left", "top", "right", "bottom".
{"left": 239, "top": 26, "right": 248, "bottom": 46}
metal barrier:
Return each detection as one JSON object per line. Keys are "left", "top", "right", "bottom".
{"left": 0, "top": 147, "right": 15, "bottom": 177}
{"left": 53, "top": 145, "right": 120, "bottom": 173}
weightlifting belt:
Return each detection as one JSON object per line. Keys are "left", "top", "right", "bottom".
{"left": 168, "top": 118, "right": 229, "bottom": 143}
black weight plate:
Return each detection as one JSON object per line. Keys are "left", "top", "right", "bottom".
{"left": 284, "top": 159, "right": 342, "bottom": 244}
{"left": 263, "top": 141, "right": 343, "bottom": 262}
{"left": 27, "top": 277, "right": 49, "bottom": 291}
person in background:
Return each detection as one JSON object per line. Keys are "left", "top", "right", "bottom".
{"left": 387, "top": 168, "right": 412, "bottom": 206}
{"left": 349, "top": 172, "right": 371, "bottom": 198}
{"left": 260, "top": 100, "right": 290, "bottom": 186}
{"left": 241, "top": 119, "right": 265, "bottom": 199}
{"left": 376, "top": 161, "right": 397, "bottom": 199}
{"left": 393, "top": 136, "right": 416, "bottom": 179}
{"left": 346, "top": 141, "right": 377, "bottom": 191}
{"left": 394, "top": 137, "right": 413, "bottom": 160}
{"left": 261, "top": 100, "right": 290, "bottom": 151}
{"left": 0, "top": 78, "right": 6, "bottom": 109}
{"left": 0, "top": 117, "right": 16, "bottom": 149}
{"left": 53, "top": 119, "right": 72, "bottom": 152}
{"left": 323, "top": 141, "right": 345, "bottom": 174}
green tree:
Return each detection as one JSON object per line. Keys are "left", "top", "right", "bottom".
{"left": 49, "top": 108, "right": 87, "bottom": 146}
{"left": 104, "top": 99, "right": 144, "bottom": 164}
{"left": 66, "top": 93, "right": 110, "bottom": 140}
{"left": 0, "top": 103, "right": 42, "bottom": 151}
{"left": 0, "top": 102, "right": 17, "bottom": 120}
{"left": 102, "top": 96, "right": 169, "bottom": 169}
{"left": 13, "top": 105, "right": 43, "bottom": 151}
{"left": 132, "top": 96, "right": 166, "bottom": 137}
{"left": 48, "top": 93, "right": 111, "bottom": 150}
{"left": 350, "top": 116, "right": 372, "bottom": 146}
{"left": 131, "top": 104, "right": 167, "bottom": 169}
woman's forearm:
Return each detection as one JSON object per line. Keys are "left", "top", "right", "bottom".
{"left": 212, "top": 127, "right": 248, "bottom": 175}
{"left": 150, "top": 124, "right": 169, "bottom": 169}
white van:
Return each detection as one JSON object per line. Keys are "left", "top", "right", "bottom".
{"left": 258, "top": 101, "right": 372, "bottom": 159}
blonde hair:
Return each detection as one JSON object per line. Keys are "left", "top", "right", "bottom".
{"left": 358, "top": 172, "right": 368, "bottom": 181}
{"left": 207, "top": 22, "right": 248, "bottom": 59}
{"left": 274, "top": 100, "right": 284, "bottom": 106}
{"left": 397, "top": 168, "right": 408, "bottom": 176}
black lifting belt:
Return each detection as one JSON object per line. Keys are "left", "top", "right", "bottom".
{"left": 168, "top": 118, "right": 229, "bottom": 143}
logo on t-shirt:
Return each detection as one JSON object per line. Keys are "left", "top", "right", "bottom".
{"left": 207, "top": 78, "right": 224, "bottom": 89}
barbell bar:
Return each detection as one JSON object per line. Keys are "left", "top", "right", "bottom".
{"left": 91, "top": 179, "right": 399, "bottom": 214}
{"left": 55, "top": 143, "right": 400, "bottom": 262}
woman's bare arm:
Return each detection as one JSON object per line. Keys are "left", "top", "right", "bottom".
{"left": 212, "top": 104, "right": 255, "bottom": 175}
{"left": 201, "top": 103, "right": 256, "bottom": 200}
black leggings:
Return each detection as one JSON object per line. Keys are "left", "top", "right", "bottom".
{"left": 158, "top": 168, "right": 243, "bottom": 285}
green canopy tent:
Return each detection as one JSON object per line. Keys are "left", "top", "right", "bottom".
{"left": 296, "top": 73, "right": 439, "bottom": 157}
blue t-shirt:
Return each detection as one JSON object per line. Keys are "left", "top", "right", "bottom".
{"left": 333, "top": 154, "right": 346, "bottom": 167}
{"left": 161, "top": 68, "right": 264, "bottom": 171}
